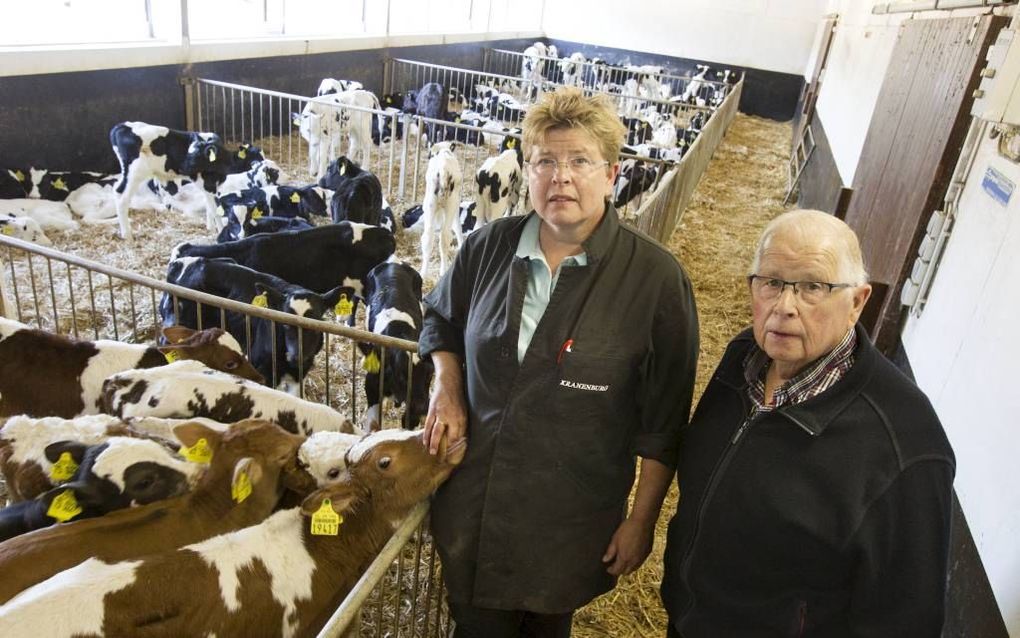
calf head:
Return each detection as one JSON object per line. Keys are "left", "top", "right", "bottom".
{"left": 253, "top": 282, "right": 356, "bottom": 390}
{"left": 46, "top": 437, "right": 198, "bottom": 513}
{"left": 173, "top": 418, "right": 305, "bottom": 505}
{"left": 336, "top": 429, "right": 465, "bottom": 522}
{"left": 318, "top": 156, "right": 362, "bottom": 190}
{"left": 184, "top": 134, "right": 228, "bottom": 175}
{"left": 282, "top": 430, "right": 361, "bottom": 498}
{"left": 499, "top": 136, "right": 524, "bottom": 167}
{"left": 229, "top": 143, "right": 265, "bottom": 173}
{"left": 288, "top": 185, "right": 327, "bottom": 217}
{"left": 159, "top": 325, "right": 265, "bottom": 384}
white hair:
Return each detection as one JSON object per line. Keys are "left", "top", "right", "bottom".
{"left": 750, "top": 209, "right": 869, "bottom": 284}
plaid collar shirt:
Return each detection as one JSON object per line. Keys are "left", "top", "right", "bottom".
{"left": 744, "top": 328, "right": 858, "bottom": 416}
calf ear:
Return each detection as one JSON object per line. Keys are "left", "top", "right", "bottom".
{"left": 254, "top": 282, "right": 285, "bottom": 310}
{"left": 161, "top": 325, "right": 198, "bottom": 344}
{"left": 231, "top": 457, "right": 263, "bottom": 502}
{"left": 171, "top": 422, "right": 224, "bottom": 453}
{"left": 43, "top": 441, "right": 90, "bottom": 465}
{"left": 322, "top": 285, "right": 358, "bottom": 320}
{"left": 355, "top": 341, "right": 373, "bottom": 357}
{"left": 300, "top": 481, "right": 361, "bottom": 517}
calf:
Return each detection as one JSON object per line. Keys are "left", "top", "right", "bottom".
{"left": 0, "top": 436, "right": 202, "bottom": 542}
{"left": 215, "top": 183, "right": 325, "bottom": 237}
{"left": 0, "top": 199, "right": 79, "bottom": 232}
{"left": 679, "top": 64, "right": 711, "bottom": 105}
{"left": 371, "top": 107, "right": 405, "bottom": 144}
{"left": 559, "top": 52, "right": 587, "bottom": 87}
{"left": 292, "top": 90, "right": 379, "bottom": 176}
{"left": 0, "top": 214, "right": 51, "bottom": 245}
{"left": 475, "top": 140, "right": 523, "bottom": 226}
{"left": 0, "top": 418, "right": 305, "bottom": 605}
{"left": 216, "top": 212, "right": 313, "bottom": 243}
{"left": 402, "top": 199, "right": 477, "bottom": 240}
{"left": 0, "top": 319, "right": 263, "bottom": 418}
{"left": 613, "top": 158, "right": 660, "bottom": 210}
{"left": 160, "top": 256, "right": 353, "bottom": 392}
{"left": 171, "top": 221, "right": 395, "bottom": 305}
{"left": 216, "top": 159, "right": 282, "bottom": 196}
{"left": 359, "top": 261, "right": 434, "bottom": 432}
{"left": 0, "top": 168, "right": 30, "bottom": 199}
{"left": 109, "top": 122, "right": 261, "bottom": 239}
{"left": 621, "top": 117, "right": 654, "bottom": 145}
{"left": 412, "top": 82, "right": 448, "bottom": 144}
{"left": 101, "top": 360, "right": 356, "bottom": 435}
{"left": 318, "top": 156, "right": 384, "bottom": 226}
{"left": 420, "top": 142, "right": 463, "bottom": 277}
{"left": 0, "top": 429, "right": 464, "bottom": 637}
{"left": 22, "top": 169, "right": 109, "bottom": 201}
{"left": 0, "top": 414, "right": 138, "bottom": 501}
{"left": 316, "top": 78, "right": 363, "bottom": 96}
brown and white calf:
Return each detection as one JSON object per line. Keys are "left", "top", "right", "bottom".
{"left": 0, "top": 418, "right": 304, "bottom": 604}
{"left": 101, "top": 360, "right": 355, "bottom": 435}
{"left": 0, "top": 319, "right": 264, "bottom": 418}
{"left": 0, "top": 429, "right": 464, "bottom": 637}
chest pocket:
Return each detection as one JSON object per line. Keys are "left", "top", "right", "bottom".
{"left": 552, "top": 351, "right": 635, "bottom": 421}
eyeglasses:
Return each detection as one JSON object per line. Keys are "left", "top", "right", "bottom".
{"left": 748, "top": 275, "right": 853, "bottom": 305}
{"left": 525, "top": 157, "right": 609, "bottom": 177}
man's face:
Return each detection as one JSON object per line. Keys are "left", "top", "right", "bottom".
{"left": 751, "top": 231, "right": 871, "bottom": 379}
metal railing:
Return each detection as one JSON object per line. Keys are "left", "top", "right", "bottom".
{"left": 483, "top": 47, "right": 733, "bottom": 107}
{"left": 0, "top": 233, "right": 450, "bottom": 637}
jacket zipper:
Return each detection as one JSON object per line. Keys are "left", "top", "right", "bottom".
{"left": 796, "top": 600, "right": 807, "bottom": 637}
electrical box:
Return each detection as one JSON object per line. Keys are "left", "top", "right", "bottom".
{"left": 971, "top": 28, "right": 1020, "bottom": 124}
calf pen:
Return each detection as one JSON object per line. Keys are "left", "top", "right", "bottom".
{"left": 482, "top": 46, "right": 736, "bottom": 106}
{"left": 0, "top": 234, "right": 448, "bottom": 638}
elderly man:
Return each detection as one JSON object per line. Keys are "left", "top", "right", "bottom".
{"left": 661, "top": 209, "right": 955, "bottom": 636}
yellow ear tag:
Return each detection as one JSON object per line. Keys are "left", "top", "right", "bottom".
{"left": 13, "top": 170, "right": 25, "bottom": 181}
{"left": 181, "top": 437, "right": 213, "bottom": 464}
{"left": 238, "top": 148, "right": 247, "bottom": 159}
{"left": 216, "top": 205, "right": 225, "bottom": 215}
{"left": 362, "top": 350, "right": 381, "bottom": 374}
{"left": 1, "top": 226, "right": 13, "bottom": 236}
{"left": 50, "top": 452, "right": 79, "bottom": 483}
{"left": 310, "top": 498, "right": 342, "bottom": 536}
{"left": 339, "top": 163, "right": 346, "bottom": 176}
{"left": 52, "top": 177, "right": 68, "bottom": 191}
{"left": 47, "top": 489, "right": 83, "bottom": 523}
{"left": 251, "top": 292, "right": 269, "bottom": 308}
{"left": 251, "top": 207, "right": 263, "bottom": 220}
{"left": 506, "top": 138, "right": 516, "bottom": 148}
{"left": 209, "top": 148, "right": 217, "bottom": 162}
{"left": 334, "top": 294, "right": 353, "bottom": 317}
{"left": 290, "top": 192, "right": 301, "bottom": 203}
{"left": 232, "top": 471, "right": 252, "bottom": 503}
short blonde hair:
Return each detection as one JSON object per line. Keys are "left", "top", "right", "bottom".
{"left": 521, "top": 87, "right": 627, "bottom": 163}
{"left": 751, "top": 209, "right": 869, "bottom": 284}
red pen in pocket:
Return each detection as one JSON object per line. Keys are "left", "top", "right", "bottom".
{"left": 557, "top": 339, "right": 574, "bottom": 364}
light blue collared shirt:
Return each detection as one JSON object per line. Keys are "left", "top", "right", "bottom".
{"left": 515, "top": 214, "right": 588, "bottom": 363}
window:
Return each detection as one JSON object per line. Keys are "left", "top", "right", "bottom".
{"left": 0, "top": 0, "right": 168, "bottom": 46}
{"left": 187, "top": 0, "right": 285, "bottom": 40}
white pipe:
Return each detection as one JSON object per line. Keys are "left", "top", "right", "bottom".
{"left": 873, "top": 0, "right": 1014, "bottom": 14}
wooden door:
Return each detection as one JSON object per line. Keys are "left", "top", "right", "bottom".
{"left": 843, "top": 15, "right": 1006, "bottom": 352}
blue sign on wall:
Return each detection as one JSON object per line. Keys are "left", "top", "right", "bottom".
{"left": 981, "top": 166, "right": 1014, "bottom": 207}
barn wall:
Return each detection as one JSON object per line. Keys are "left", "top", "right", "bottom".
{"left": 544, "top": 38, "right": 805, "bottom": 121}
{"left": 901, "top": 127, "right": 1020, "bottom": 636}
{"left": 0, "top": 38, "right": 534, "bottom": 172}
{"left": 542, "top": 0, "right": 829, "bottom": 76}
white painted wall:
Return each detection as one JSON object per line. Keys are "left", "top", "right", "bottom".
{"left": 541, "top": 0, "right": 829, "bottom": 76}
{"left": 902, "top": 127, "right": 1020, "bottom": 634}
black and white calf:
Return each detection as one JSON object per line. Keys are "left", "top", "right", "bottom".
{"left": 359, "top": 261, "right": 433, "bottom": 431}
{"left": 613, "top": 158, "right": 660, "bottom": 210}
{"left": 475, "top": 138, "right": 523, "bottom": 227}
{"left": 0, "top": 214, "right": 51, "bottom": 245}
{"left": 316, "top": 78, "right": 363, "bottom": 96}
{"left": 171, "top": 222, "right": 396, "bottom": 318}
{"left": 318, "top": 156, "right": 383, "bottom": 226}
{"left": 215, "top": 183, "right": 326, "bottom": 241}
{"left": 0, "top": 169, "right": 30, "bottom": 199}
{"left": 109, "top": 122, "right": 262, "bottom": 240}
{"left": 292, "top": 90, "right": 379, "bottom": 176}
{"left": 160, "top": 256, "right": 354, "bottom": 393}
{"left": 21, "top": 169, "right": 109, "bottom": 201}
{"left": 0, "top": 436, "right": 201, "bottom": 542}
{"left": 420, "top": 142, "right": 463, "bottom": 278}
{"left": 410, "top": 82, "right": 448, "bottom": 144}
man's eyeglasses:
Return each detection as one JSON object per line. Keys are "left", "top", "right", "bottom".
{"left": 525, "top": 157, "right": 609, "bottom": 177}
{"left": 748, "top": 275, "right": 853, "bottom": 305}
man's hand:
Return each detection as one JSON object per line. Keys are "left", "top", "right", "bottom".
{"left": 423, "top": 351, "right": 467, "bottom": 460}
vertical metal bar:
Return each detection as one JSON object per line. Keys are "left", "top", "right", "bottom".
{"left": 422, "top": 541, "right": 438, "bottom": 637}
{"left": 297, "top": 326, "right": 305, "bottom": 399}
{"left": 151, "top": 288, "right": 159, "bottom": 338}
{"left": 66, "top": 262, "right": 78, "bottom": 339}
{"left": 129, "top": 284, "right": 138, "bottom": 342}
{"left": 107, "top": 274, "right": 118, "bottom": 341}
{"left": 46, "top": 258, "right": 58, "bottom": 331}
{"left": 351, "top": 342, "right": 358, "bottom": 423}
{"left": 7, "top": 247, "right": 24, "bottom": 323}
{"left": 27, "top": 255, "right": 41, "bottom": 326}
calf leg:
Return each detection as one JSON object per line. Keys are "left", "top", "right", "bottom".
{"left": 420, "top": 207, "right": 437, "bottom": 279}
{"left": 114, "top": 164, "right": 147, "bottom": 241}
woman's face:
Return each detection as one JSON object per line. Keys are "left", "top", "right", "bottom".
{"left": 526, "top": 128, "right": 619, "bottom": 239}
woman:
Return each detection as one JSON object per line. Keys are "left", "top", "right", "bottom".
{"left": 420, "top": 87, "right": 699, "bottom": 638}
